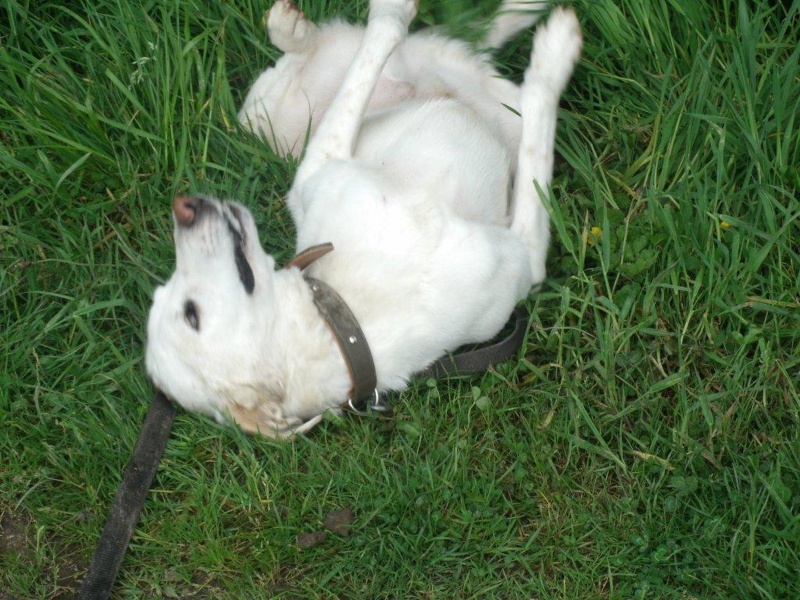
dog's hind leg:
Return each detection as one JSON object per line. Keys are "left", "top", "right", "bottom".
{"left": 419, "top": 1, "right": 554, "bottom": 167}
{"left": 483, "top": 0, "right": 549, "bottom": 50}
{"left": 510, "top": 7, "right": 581, "bottom": 285}
{"left": 291, "top": 0, "right": 417, "bottom": 195}
{"left": 267, "top": 0, "right": 318, "bottom": 54}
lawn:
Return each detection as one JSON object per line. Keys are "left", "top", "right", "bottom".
{"left": 1, "top": 0, "right": 798, "bottom": 598}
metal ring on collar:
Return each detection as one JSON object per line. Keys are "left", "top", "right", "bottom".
{"left": 346, "top": 389, "right": 392, "bottom": 417}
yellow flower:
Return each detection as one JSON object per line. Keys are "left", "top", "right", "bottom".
{"left": 587, "top": 226, "right": 602, "bottom": 246}
{"left": 720, "top": 221, "right": 731, "bottom": 230}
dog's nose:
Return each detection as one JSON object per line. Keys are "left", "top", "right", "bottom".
{"left": 173, "top": 196, "right": 198, "bottom": 227}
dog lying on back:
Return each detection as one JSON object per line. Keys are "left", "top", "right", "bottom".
{"left": 145, "top": 0, "right": 582, "bottom": 437}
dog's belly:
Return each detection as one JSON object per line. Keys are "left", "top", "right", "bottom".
{"left": 353, "top": 99, "right": 512, "bottom": 226}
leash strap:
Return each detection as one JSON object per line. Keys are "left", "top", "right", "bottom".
{"left": 78, "top": 391, "right": 177, "bottom": 600}
{"left": 421, "top": 305, "right": 529, "bottom": 379}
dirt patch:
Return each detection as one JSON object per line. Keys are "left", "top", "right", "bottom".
{"left": 50, "top": 543, "right": 89, "bottom": 600}
{"left": 323, "top": 507, "right": 354, "bottom": 536}
{"left": 296, "top": 530, "right": 327, "bottom": 549}
{"left": 1, "top": 508, "right": 33, "bottom": 600}
{"left": 1, "top": 505, "right": 90, "bottom": 599}
{"left": 296, "top": 506, "right": 355, "bottom": 550}
{"left": 0, "top": 509, "right": 32, "bottom": 556}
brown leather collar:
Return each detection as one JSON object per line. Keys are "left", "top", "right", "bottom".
{"left": 286, "top": 244, "right": 390, "bottom": 416}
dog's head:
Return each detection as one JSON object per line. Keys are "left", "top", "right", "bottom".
{"left": 145, "top": 196, "right": 300, "bottom": 436}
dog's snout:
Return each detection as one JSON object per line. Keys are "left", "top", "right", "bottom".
{"left": 173, "top": 196, "right": 199, "bottom": 227}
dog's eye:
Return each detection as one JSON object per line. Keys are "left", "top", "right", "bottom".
{"left": 184, "top": 301, "right": 200, "bottom": 331}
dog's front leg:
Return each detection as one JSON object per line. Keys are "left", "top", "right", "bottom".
{"left": 288, "top": 0, "right": 417, "bottom": 221}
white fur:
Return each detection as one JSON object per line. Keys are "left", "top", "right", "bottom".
{"left": 146, "top": 0, "right": 582, "bottom": 438}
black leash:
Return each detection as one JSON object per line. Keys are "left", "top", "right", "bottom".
{"left": 420, "top": 305, "right": 529, "bottom": 379}
{"left": 77, "top": 306, "right": 527, "bottom": 598}
{"left": 78, "top": 391, "right": 177, "bottom": 600}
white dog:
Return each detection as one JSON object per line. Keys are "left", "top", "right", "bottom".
{"left": 145, "top": 0, "right": 582, "bottom": 437}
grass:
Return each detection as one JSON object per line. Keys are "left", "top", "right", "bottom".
{"left": 1, "top": 0, "right": 798, "bottom": 597}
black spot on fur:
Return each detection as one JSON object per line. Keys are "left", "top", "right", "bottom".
{"left": 225, "top": 207, "right": 255, "bottom": 295}
{"left": 234, "top": 244, "right": 255, "bottom": 295}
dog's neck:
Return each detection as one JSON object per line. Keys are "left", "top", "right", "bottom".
{"left": 267, "top": 268, "right": 353, "bottom": 421}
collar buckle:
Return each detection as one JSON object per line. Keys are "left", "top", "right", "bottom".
{"left": 345, "top": 389, "right": 393, "bottom": 418}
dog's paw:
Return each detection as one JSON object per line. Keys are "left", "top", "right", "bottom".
{"left": 369, "top": 0, "right": 418, "bottom": 31}
{"left": 483, "top": 0, "right": 545, "bottom": 50}
{"left": 528, "top": 6, "right": 582, "bottom": 94}
{"left": 267, "top": 0, "right": 315, "bottom": 54}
